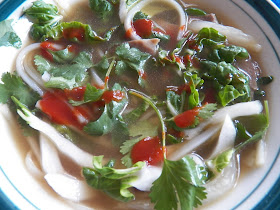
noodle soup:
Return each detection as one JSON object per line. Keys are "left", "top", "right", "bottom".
{"left": 0, "top": 0, "right": 274, "bottom": 209}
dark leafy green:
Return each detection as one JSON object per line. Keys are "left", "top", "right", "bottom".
{"left": 24, "top": 0, "right": 62, "bottom": 41}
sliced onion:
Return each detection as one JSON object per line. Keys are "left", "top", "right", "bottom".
{"left": 40, "top": 133, "right": 65, "bottom": 174}
{"left": 130, "top": 164, "right": 162, "bottom": 191}
{"left": 25, "top": 151, "right": 43, "bottom": 179}
{"left": 167, "top": 125, "right": 220, "bottom": 161}
{"left": 255, "top": 139, "right": 266, "bottom": 167}
{"left": 124, "top": 0, "right": 187, "bottom": 40}
{"left": 17, "top": 110, "right": 94, "bottom": 168}
{"left": 44, "top": 173, "right": 95, "bottom": 202}
{"left": 188, "top": 20, "right": 261, "bottom": 52}
{"left": 208, "top": 114, "right": 236, "bottom": 159}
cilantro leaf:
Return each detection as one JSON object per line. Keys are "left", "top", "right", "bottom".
{"left": 120, "top": 120, "right": 158, "bottom": 167}
{"left": 24, "top": 0, "right": 62, "bottom": 41}
{"left": 116, "top": 43, "right": 151, "bottom": 87}
{"left": 0, "top": 19, "right": 22, "bottom": 48}
{"left": 84, "top": 83, "right": 128, "bottom": 136}
{"left": 89, "top": 0, "right": 116, "bottom": 19}
{"left": 123, "top": 101, "right": 149, "bottom": 124}
{"left": 34, "top": 51, "right": 93, "bottom": 89}
{"left": 198, "top": 103, "right": 217, "bottom": 119}
{"left": 83, "top": 156, "right": 144, "bottom": 202}
{"left": 150, "top": 157, "right": 207, "bottom": 210}
{"left": 0, "top": 72, "right": 40, "bottom": 107}
{"left": 69, "top": 84, "right": 104, "bottom": 106}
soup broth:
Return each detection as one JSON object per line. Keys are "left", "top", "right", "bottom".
{"left": 0, "top": 0, "right": 273, "bottom": 209}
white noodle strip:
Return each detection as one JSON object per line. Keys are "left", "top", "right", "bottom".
{"left": 255, "top": 139, "right": 266, "bottom": 167}
{"left": 208, "top": 115, "right": 236, "bottom": 159}
{"left": 40, "top": 133, "right": 65, "bottom": 174}
{"left": 185, "top": 100, "right": 263, "bottom": 139}
{"left": 90, "top": 68, "right": 105, "bottom": 88}
{"left": 119, "top": 0, "right": 143, "bottom": 23}
{"left": 26, "top": 136, "right": 41, "bottom": 162}
{"left": 188, "top": 20, "right": 261, "bottom": 52}
{"left": 167, "top": 125, "right": 220, "bottom": 161}
{"left": 130, "top": 164, "right": 162, "bottom": 191}
{"left": 124, "top": 0, "right": 187, "bottom": 40}
{"left": 25, "top": 151, "right": 43, "bottom": 179}
{"left": 203, "top": 155, "right": 240, "bottom": 204}
{"left": 44, "top": 173, "right": 95, "bottom": 202}
{"left": 16, "top": 43, "right": 44, "bottom": 96}
{"left": 24, "top": 57, "right": 46, "bottom": 87}
{"left": 17, "top": 110, "right": 93, "bottom": 168}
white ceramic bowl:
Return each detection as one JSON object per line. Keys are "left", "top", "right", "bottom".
{"left": 0, "top": 0, "right": 280, "bottom": 209}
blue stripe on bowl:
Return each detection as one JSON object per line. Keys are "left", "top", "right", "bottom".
{"left": 0, "top": 0, "right": 279, "bottom": 210}
{"left": 0, "top": 0, "right": 25, "bottom": 21}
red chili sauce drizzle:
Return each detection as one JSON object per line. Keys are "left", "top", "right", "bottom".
{"left": 63, "top": 27, "right": 85, "bottom": 41}
{"left": 133, "top": 19, "right": 154, "bottom": 38}
{"left": 102, "top": 90, "right": 125, "bottom": 104}
{"left": 131, "top": 136, "right": 165, "bottom": 166}
{"left": 173, "top": 107, "right": 201, "bottom": 128}
{"left": 39, "top": 88, "right": 102, "bottom": 130}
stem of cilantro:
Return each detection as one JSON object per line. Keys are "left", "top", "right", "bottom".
{"left": 128, "top": 90, "right": 167, "bottom": 158}
{"left": 104, "top": 58, "right": 116, "bottom": 90}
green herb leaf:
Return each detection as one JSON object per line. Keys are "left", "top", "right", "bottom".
{"left": 0, "top": 72, "right": 40, "bottom": 107}
{"left": 184, "top": 73, "right": 204, "bottom": 109}
{"left": 197, "top": 27, "right": 226, "bottom": 44}
{"left": 198, "top": 103, "right": 217, "bottom": 119}
{"left": 84, "top": 84, "right": 128, "bottom": 136}
{"left": 69, "top": 84, "right": 104, "bottom": 106}
{"left": 123, "top": 101, "right": 149, "bottom": 124}
{"left": 150, "top": 157, "right": 207, "bottom": 210}
{"left": 34, "top": 51, "right": 93, "bottom": 89}
{"left": 0, "top": 19, "right": 22, "bottom": 48}
{"left": 83, "top": 155, "right": 144, "bottom": 202}
{"left": 89, "top": 0, "right": 114, "bottom": 19}
{"left": 217, "top": 45, "right": 249, "bottom": 63}
{"left": 185, "top": 8, "right": 207, "bottom": 16}
{"left": 120, "top": 120, "right": 158, "bottom": 167}
{"left": 24, "top": 0, "right": 62, "bottom": 41}
{"left": 43, "top": 21, "right": 106, "bottom": 43}
{"left": 116, "top": 43, "right": 151, "bottom": 87}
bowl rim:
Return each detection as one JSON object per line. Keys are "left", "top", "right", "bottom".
{"left": 0, "top": 0, "right": 279, "bottom": 209}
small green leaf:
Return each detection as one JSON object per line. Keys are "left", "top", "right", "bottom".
{"left": 0, "top": 19, "right": 22, "bottom": 48}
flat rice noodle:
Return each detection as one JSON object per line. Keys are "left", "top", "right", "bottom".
{"left": 129, "top": 164, "right": 162, "bottom": 191}
{"left": 25, "top": 151, "right": 43, "bottom": 179}
{"left": 208, "top": 114, "right": 236, "bottom": 159}
{"left": 17, "top": 110, "right": 94, "bottom": 168}
{"left": 188, "top": 20, "right": 261, "bottom": 52}
{"left": 167, "top": 125, "right": 220, "bottom": 161}
{"left": 44, "top": 173, "right": 95, "bottom": 202}
{"left": 40, "top": 133, "right": 65, "bottom": 174}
